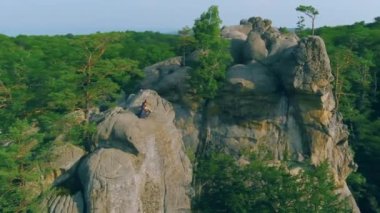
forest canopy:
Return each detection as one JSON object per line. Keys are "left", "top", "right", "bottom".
{"left": 0, "top": 31, "right": 179, "bottom": 211}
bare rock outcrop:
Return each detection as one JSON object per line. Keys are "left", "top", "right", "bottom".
{"left": 217, "top": 18, "right": 357, "bottom": 211}
{"left": 47, "top": 192, "right": 84, "bottom": 213}
{"left": 48, "top": 144, "right": 85, "bottom": 186}
{"left": 44, "top": 16, "right": 359, "bottom": 212}
{"left": 140, "top": 57, "right": 190, "bottom": 102}
{"left": 223, "top": 16, "right": 298, "bottom": 64}
{"left": 78, "top": 90, "right": 192, "bottom": 213}
{"left": 141, "top": 17, "right": 358, "bottom": 211}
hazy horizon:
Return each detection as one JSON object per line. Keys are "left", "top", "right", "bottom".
{"left": 1, "top": 0, "right": 379, "bottom": 36}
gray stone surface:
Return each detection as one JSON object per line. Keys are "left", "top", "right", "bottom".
{"left": 292, "top": 36, "right": 334, "bottom": 94}
{"left": 221, "top": 24, "right": 252, "bottom": 40}
{"left": 140, "top": 57, "right": 190, "bottom": 102}
{"left": 222, "top": 24, "right": 252, "bottom": 63}
{"left": 175, "top": 17, "right": 357, "bottom": 211}
{"left": 48, "top": 192, "right": 84, "bottom": 213}
{"left": 44, "top": 16, "right": 359, "bottom": 213}
{"left": 49, "top": 144, "right": 85, "bottom": 186}
{"left": 244, "top": 31, "right": 268, "bottom": 62}
{"left": 79, "top": 90, "right": 192, "bottom": 213}
{"left": 220, "top": 16, "right": 299, "bottom": 65}
{"left": 226, "top": 62, "right": 276, "bottom": 93}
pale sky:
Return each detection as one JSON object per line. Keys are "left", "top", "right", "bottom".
{"left": 1, "top": 0, "right": 379, "bottom": 36}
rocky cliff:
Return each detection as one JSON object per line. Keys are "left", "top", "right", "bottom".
{"left": 45, "top": 17, "right": 359, "bottom": 212}
{"left": 45, "top": 91, "right": 192, "bottom": 213}
{"left": 141, "top": 17, "right": 358, "bottom": 211}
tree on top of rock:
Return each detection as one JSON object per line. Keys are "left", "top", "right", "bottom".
{"left": 190, "top": 5, "right": 231, "bottom": 100}
{"left": 193, "top": 6, "right": 222, "bottom": 50}
{"left": 296, "top": 5, "right": 319, "bottom": 35}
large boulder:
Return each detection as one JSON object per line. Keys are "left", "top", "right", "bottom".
{"left": 292, "top": 36, "right": 334, "bottom": 94}
{"left": 244, "top": 31, "right": 268, "bottom": 62}
{"left": 140, "top": 57, "right": 190, "bottom": 102}
{"left": 79, "top": 90, "right": 192, "bottom": 213}
{"left": 138, "top": 58, "right": 202, "bottom": 151}
{"left": 222, "top": 16, "right": 299, "bottom": 65}
{"left": 222, "top": 24, "right": 253, "bottom": 63}
{"left": 226, "top": 62, "right": 277, "bottom": 94}
{"left": 221, "top": 24, "right": 252, "bottom": 40}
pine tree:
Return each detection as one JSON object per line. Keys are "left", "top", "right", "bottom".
{"left": 190, "top": 5, "right": 231, "bottom": 100}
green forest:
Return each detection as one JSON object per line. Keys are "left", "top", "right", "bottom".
{"left": 0, "top": 31, "right": 179, "bottom": 211}
{"left": 317, "top": 20, "right": 380, "bottom": 212}
{"left": 1, "top": 7, "right": 380, "bottom": 212}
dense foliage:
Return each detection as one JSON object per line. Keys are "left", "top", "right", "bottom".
{"left": 315, "top": 19, "right": 380, "bottom": 212}
{"left": 193, "top": 152, "right": 350, "bottom": 212}
{"left": 0, "top": 31, "right": 178, "bottom": 211}
{"left": 177, "top": 26, "right": 196, "bottom": 67}
{"left": 189, "top": 5, "right": 232, "bottom": 100}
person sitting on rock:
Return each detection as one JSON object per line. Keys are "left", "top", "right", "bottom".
{"left": 138, "top": 99, "right": 151, "bottom": 118}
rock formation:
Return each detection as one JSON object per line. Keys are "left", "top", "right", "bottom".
{"left": 47, "top": 192, "right": 84, "bottom": 213}
{"left": 46, "top": 90, "right": 192, "bottom": 213}
{"left": 79, "top": 90, "right": 192, "bottom": 213}
{"left": 45, "top": 17, "right": 359, "bottom": 212}
{"left": 217, "top": 17, "right": 357, "bottom": 187}
{"left": 141, "top": 17, "right": 359, "bottom": 211}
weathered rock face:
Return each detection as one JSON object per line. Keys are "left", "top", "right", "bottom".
{"left": 49, "top": 144, "right": 85, "bottom": 187}
{"left": 140, "top": 57, "right": 190, "bottom": 103}
{"left": 45, "top": 16, "right": 358, "bottom": 212}
{"left": 216, "top": 21, "right": 356, "bottom": 208}
{"left": 222, "top": 16, "right": 298, "bottom": 64}
{"left": 40, "top": 144, "right": 85, "bottom": 213}
{"left": 78, "top": 90, "right": 192, "bottom": 213}
{"left": 141, "top": 17, "right": 358, "bottom": 211}
{"left": 45, "top": 91, "right": 192, "bottom": 213}
{"left": 47, "top": 192, "right": 84, "bottom": 213}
